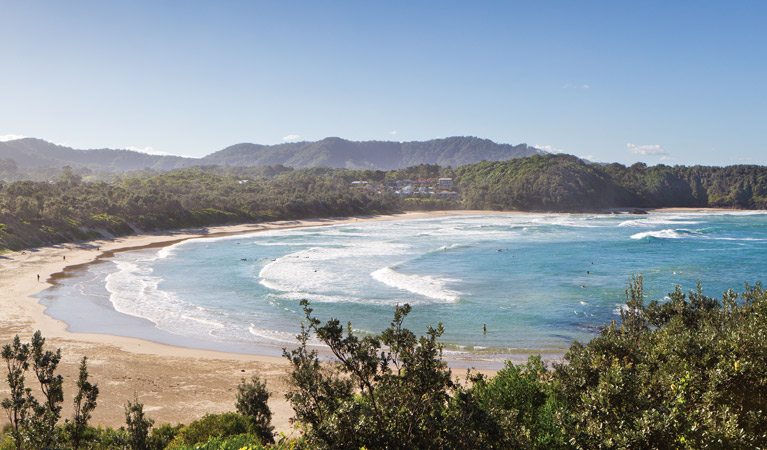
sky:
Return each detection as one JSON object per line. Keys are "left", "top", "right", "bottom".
{"left": 1, "top": 1, "right": 765, "bottom": 166}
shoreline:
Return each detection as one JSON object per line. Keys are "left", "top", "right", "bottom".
{"left": 1, "top": 210, "right": 521, "bottom": 432}
{"left": 1, "top": 207, "right": 760, "bottom": 431}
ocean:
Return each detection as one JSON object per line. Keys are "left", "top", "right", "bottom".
{"left": 38, "top": 211, "right": 767, "bottom": 367}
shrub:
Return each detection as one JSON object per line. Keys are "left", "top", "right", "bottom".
{"left": 284, "top": 301, "right": 483, "bottom": 449}
{"left": 148, "top": 423, "right": 182, "bottom": 450}
{"left": 170, "top": 432, "right": 305, "bottom": 450}
{"left": 236, "top": 376, "right": 274, "bottom": 444}
{"left": 554, "top": 278, "right": 767, "bottom": 448}
{"left": 165, "top": 413, "right": 251, "bottom": 450}
{"left": 469, "top": 356, "right": 565, "bottom": 449}
{"left": 125, "top": 395, "right": 154, "bottom": 450}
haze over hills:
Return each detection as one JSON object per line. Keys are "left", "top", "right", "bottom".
{"left": 0, "top": 136, "right": 543, "bottom": 173}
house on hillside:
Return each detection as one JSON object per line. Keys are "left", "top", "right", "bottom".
{"left": 438, "top": 178, "right": 453, "bottom": 189}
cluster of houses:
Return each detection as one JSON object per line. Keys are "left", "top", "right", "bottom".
{"left": 351, "top": 177, "right": 458, "bottom": 200}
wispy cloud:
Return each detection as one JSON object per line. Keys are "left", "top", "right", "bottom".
{"left": 389, "top": 130, "right": 398, "bottom": 135}
{"left": 283, "top": 134, "right": 301, "bottom": 142}
{"left": 126, "top": 146, "right": 172, "bottom": 156}
{"left": 562, "top": 83, "right": 590, "bottom": 89}
{"left": 0, "top": 134, "right": 26, "bottom": 142}
{"left": 627, "top": 143, "right": 669, "bottom": 156}
{"left": 534, "top": 144, "right": 564, "bottom": 154}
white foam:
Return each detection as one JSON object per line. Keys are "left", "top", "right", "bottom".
{"left": 258, "top": 242, "right": 410, "bottom": 295}
{"left": 618, "top": 218, "right": 702, "bottom": 228}
{"left": 432, "top": 243, "right": 470, "bottom": 253}
{"left": 370, "top": 267, "right": 462, "bottom": 302}
{"left": 248, "top": 325, "right": 302, "bottom": 345}
{"left": 105, "top": 259, "right": 234, "bottom": 340}
{"left": 630, "top": 229, "right": 696, "bottom": 240}
{"left": 707, "top": 236, "right": 767, "bottom": 242}
{"left": 530, "top": 215, "right": 606, "bottom": 228}
{"left": 155, "top": 244, "right": 181, "bottom": 259}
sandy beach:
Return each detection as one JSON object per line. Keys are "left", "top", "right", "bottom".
{"left": 0, "top": 210, "right": 513, "bottom": 433}
{"left": 1, "top": 207, "right": 751, "bottom": 432}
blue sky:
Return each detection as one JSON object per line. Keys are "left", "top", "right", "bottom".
{"left": 1, "top": 1, "right": 765, "bottom": 165}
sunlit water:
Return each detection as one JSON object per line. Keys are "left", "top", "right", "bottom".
{"left": 39, "top": 211, "right": 767, "bottom": 366}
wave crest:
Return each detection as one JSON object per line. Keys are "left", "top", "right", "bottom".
{"left": 370, "top": 267, "right": 462, "bottom": 302}
{"left": 630, "top": 229, "right": 697, "bottom": 240}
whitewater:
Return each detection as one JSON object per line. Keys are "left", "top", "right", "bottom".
{"left": 38, "top": 211, "right": 767, "bottom": 364}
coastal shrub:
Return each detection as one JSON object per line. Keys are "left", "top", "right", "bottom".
{"left": 235, "top": 376, "right": 274, "bottom": 444}
{"left": 164, "top": 413, "right": 251, "bottom": 450}
{"left": 1, "top": 331, "right": 67, "bottom": 450}
{"left": 553, "top": 277, "right": 767, "bottom": 448}
{"left": 66, "top": 356, "right": 100, "bottom": 450}
{"left": 170, "top": 433, "right": 300, "bottom": 450}
{"left": 284, "top": 301, "right": 487, "bottom": 450}
{"left": 1, "top": 335, "right": 30, "bottom": 450}
{"left": 147, "top": 424, "right": 182, "bottom": 450}
{"left": 86, "top": 426, "right": 129, "bottom": 450}
{"left": 469, "top": 355, "right": 566, "bottom": 449}
{"left": 0, "top": 432, "right": 15, "bottom": 450}
{"left": 125, "top": 395, "right": 154, "bottom": 450}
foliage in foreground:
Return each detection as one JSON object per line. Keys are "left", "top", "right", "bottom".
{"left": 0, "top": 336, "right": 275, "bottom": 450}
{"left": 169, "top": 433, "right": 270, "bottom": 450}
{"left": 285, "top": 278, "right": 767, "bottom": 449}
{"left": 3, "top": 277, "right": 767, "bottom": 449}
{"left": 555, "top": 276, "right": 767, "bottom": 449}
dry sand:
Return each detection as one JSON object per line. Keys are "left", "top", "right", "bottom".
{"left": 0, "top": 211, "right": 509, "bottom": 433}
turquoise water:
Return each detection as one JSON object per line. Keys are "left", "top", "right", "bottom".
{"left": 40, "top": 212, "right": 767, "bottom": 365}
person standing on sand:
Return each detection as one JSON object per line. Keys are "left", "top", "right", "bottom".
{"left": 37, "top": 274, "right": 40, "bottom": 282}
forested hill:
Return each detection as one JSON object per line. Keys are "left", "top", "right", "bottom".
{"left": 0, "top": 136, "right": 542, "bottom": 175}
{"left": 0, "top": 138, "right": 193, "bottom": 172}
{"left": 455, "top": 154, "right": 767, "bottom": 210}
{"left": 202, "top": 137, "right": 542, "bottom": 169}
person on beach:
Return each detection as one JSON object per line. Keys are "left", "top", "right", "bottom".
{"left": 37, "top": 274, "right": 40, "bottom": 282}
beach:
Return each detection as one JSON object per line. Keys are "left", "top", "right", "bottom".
{"left": 0, "top": 211, "right": 506, "bottom": 433}
{"left": 2, "top": 207, "right": 759, "bottom": 432}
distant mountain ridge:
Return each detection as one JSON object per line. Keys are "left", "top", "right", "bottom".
{"left": 0, "top": 136, "right": 543, "bottom": 173}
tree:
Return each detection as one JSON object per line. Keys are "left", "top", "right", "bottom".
{"left": 1, "top": 335, "right": 31, "bottom": 450}
{"left": 27, "top": 331, "right": 64, "bottom": 449}
{"left": 235, "top": 376, "right": 274, "bottom": 444}
{"left": 68, "top": 356, "right": 99, "bottom": 450}
{"left": 284, "top": 300, "right": 475, "bottom": 450}
{"left": 125, "top": 394, "right": 154, "bottom": 450}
